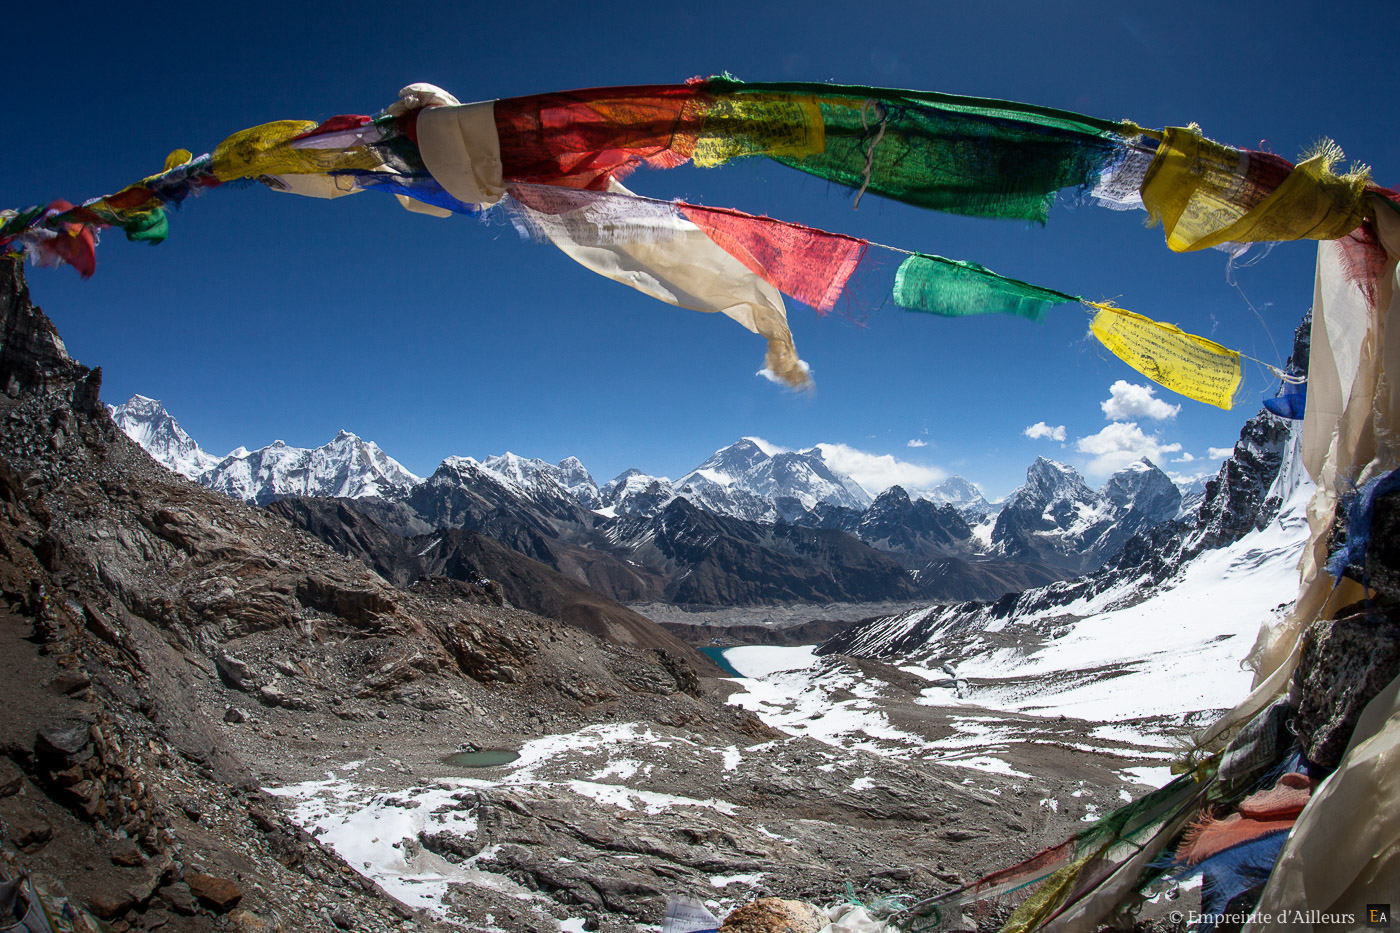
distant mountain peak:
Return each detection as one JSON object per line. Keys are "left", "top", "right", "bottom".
{"left": 922, "top": 475, "right": 996, "bottom": 520}
{"left": 1020, "top": 457, "right": 1092, "bottom": 502}
{"left": 677, "top": 438, "right": 870, "bottom": 517}
{"left": 479, "top": 451, "right": 602, "bottom": 508}
{"left": 201, "top": 433, "right": 420, "bottom": 506}
{"left": 989, "top": 454, "right": 1179, "bottom": 574}
{"left": 107, "top": 394, "right": 221, "bottom": 480}
{"left": 110, "top": 395, "right": 421, "bottom": 506}
{"left": 1028, "top": 455, "right": 1077, "bottom": 476}
{"left": 872, "top": 485, "right": 913, "bottom": 506}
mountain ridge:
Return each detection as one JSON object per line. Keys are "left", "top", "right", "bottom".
{"left": 109, "top": 397, "right": 1198, "bottom": 605}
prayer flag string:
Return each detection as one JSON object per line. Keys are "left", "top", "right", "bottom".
{"left": 3, "top": 79, "right": 1386, "bottom": 404}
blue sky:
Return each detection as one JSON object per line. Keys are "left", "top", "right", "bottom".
{"left": 8, "top": 0, "right": 1398, "bottom": 498}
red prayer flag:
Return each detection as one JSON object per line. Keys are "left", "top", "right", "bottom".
{"left": 678, "top": 202, "right": 868, "bottom": 313}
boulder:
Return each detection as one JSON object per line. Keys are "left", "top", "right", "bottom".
{"left": 0, "top": 756, "right": 24, "bottom": 796}
{"left": 9, "top": 814, "right": 52, "bottom": 848}
{"left": 719, "top": 897, "right": 827, "bottom": 933}
{"left": 185, "top": 873, "right": 243, "bottom": 913}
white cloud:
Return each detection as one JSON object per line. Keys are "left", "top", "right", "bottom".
{"left": 1024, "top": 422, "right": 1067, "bottom": 442}
{"left": 742, "top": 436, "right": 788, "bottom": 456}
{"left": 1100, "top": 380, "right": 1181, "bottom": 421}
{"left": 813, "top": 443, "right": 947, "bottom": 495}
{"left": 1171, "top": 452, "right": 1196, "bottom": 463}
{"left": 907, "top": 438, "right": 928, "bottom": 448}
{"left": 756, "top": 359, "right": 812, "bottom": 388}
{"left": 1208, "top": 446, "right": 1235, "bottom": 459}
{"left": 1075, "top": 422, "right": 1182, "bottom": 479}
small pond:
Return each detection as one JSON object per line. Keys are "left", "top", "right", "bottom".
{"left": 699, "top": 645, "right": 743, "bottom": 677}
{"left": 441, "top": 749, "right": 521, "bottom": 768}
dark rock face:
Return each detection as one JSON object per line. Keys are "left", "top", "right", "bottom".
{"left": 1292, "top": 609, "right": 1400, "bottom": 768}
{"left": 1101, "top": 465, "right": 1180, "bottom": 527}
{"left": 405, "top": 457, "right": 592, "bottom": 562}
{"left": 991, "top": 458, "right": 1180, "bottom": 575}
{"left": 1368, "top": 483, "right": 1400, "bottom": 599}
{"left": 787, "top": 502, "right": 862, "bottom": 533}
{"left": 1190, "top": 414, "right": 1293, "bottom": 550}
{"left": 381, "top": 458, "right": 930, "bottom": 608}
{"left": 855, "top": 486, "right": 971, "bottom": 562}
{"left": 624, "top": 498, "right": 921, "bottom": 606}
{"left": 1, "top": 262, "right": 102, "bottom": 413}
{"left": 1191, "top": 315, "right": 1311, "bottom": 548}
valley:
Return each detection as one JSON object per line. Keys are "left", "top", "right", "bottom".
{"left": 0, "top": 256, "right": 1314, "bottom": 932}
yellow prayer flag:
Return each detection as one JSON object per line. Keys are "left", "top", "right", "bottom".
{"left": 1088, "top": 303, "right": 1242, "bottom": 409}
{"left": 1141, "top": 126, "right": 1369, "bottom": 252}
{"left": 210, "top": 120, "right": 382, "bottom": 182}
{"left": 692, "top": 95, "right": 826, "bottom": 168}
{"left": 162, "top": 149, "right": 193, "bottom": 171}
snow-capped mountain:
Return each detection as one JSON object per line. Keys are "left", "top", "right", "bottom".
{"left": 1174, "top": 476, "right": 1210, "bottom": 521}
{"left": 479, "top": 452, "right": 603, "bottom": 509}
{"left": 922, "top": 475, "right": 997, "bottom": 520}
{"left": 413, "top": 456, "right": 590, "bottom": 527}
{"left": 681, "top": 436, "right": 774, "bottom": 485}
{"left": 854, "top": 486, "right": 973, "bottom": 560}
{"left": 598, "top": 469, "right": 677, "bottom": 518}
{"left": 107, "top": 395, "right": 221, "bottom": 479}
{"left": 201, "top": 431, "right": 420, "bottom": 506}
{"left": 672, "top": 479, "right": 781, "bottom": 524}
{"left": 596, "top": 438, "right": 876, "bottom": 525}
{"left": 1102, "top": 459, "right": 1179, "bottom": 515}
{"left": 110, "top": 395, "right": 420, "bottom": 505}
{"left": 989, "top": 457, "right": 1180, "bottom": 574}
{"left": 678, "top": 438, "right": 871, "bottom": 514}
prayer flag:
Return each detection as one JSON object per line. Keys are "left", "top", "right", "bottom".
{"left": 1089, "top": 303, "right": 1242, "bottom": 409}
{"left": 892, "top": 253, "right": 1075, "bottom": 322}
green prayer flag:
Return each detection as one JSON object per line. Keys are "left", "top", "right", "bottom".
{"left": 708, "top": 77, "right": 1125, "bottom": 223}
{"left": 122, "top": 209, "right": 168, "bottom": 244}
{"left": 892, "top": 253, "right": 1076, "bottom": 322}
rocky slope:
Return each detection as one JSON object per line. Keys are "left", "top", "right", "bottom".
{"left": 265, "top": 495, "right": 719, "bottom": 672}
